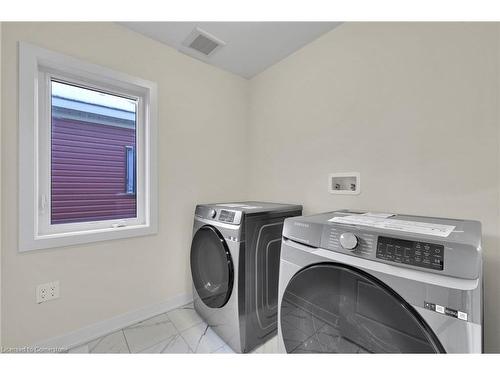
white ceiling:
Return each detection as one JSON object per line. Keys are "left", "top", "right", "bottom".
{"left": 119, "top": 22, "right": 341, "bottom": 79}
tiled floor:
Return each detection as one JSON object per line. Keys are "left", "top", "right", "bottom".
{"left": 67, "top": 302, "right": 278, "bottom": 354}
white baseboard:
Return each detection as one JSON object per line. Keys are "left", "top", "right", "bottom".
{"left": 34, "top": 292, "right": 193, "bottom": 351}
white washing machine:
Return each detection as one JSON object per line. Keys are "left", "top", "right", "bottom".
{"left": 277, "top": 210, "right": 483, "bottom": 353}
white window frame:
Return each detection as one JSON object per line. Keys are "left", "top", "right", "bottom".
{"left": 19, "top": 42, "right": 158, "bottom": 252}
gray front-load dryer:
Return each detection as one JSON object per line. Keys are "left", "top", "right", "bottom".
{"left": 190, "top": 201, "right": 302, "bottom": 353}
{"left": 278, "top": 210, "right": 483, "bottom": 353}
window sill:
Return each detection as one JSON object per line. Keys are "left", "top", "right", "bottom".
{"left": 19, "top": 223, "right": 158, "bottom": 253}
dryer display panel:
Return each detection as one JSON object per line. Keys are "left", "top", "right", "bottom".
{"left": 376, "top": 236, "right": 444, "bottom": 271}
{"left": 219, "top": 210, "right": 236, "bottom": 223}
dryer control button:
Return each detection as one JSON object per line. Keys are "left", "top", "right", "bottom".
{"left": 340, "top": 232, "right": 358, "bottom": 250}
{"left": 209, "top": 209, "right": 217, "bottom": 219}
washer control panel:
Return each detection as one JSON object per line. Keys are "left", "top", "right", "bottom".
{"left": 376, "top": 236, "right": 444, "bottom": 271}
{"left": 219, "top": 210, "right": 236, "bottom": 223}
{"left": 323, "top": 227, "right": 375, "bottom": 256}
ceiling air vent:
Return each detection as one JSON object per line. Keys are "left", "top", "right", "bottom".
{"left": 182, "top": 27, "right": 226, "bottom": 57}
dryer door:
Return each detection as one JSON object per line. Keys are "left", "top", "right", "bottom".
{"left": 190, "top": 225, "right": 234, "bottom": 309}
{"left": 280, "top": 262, "right": 445, "bottom": 353}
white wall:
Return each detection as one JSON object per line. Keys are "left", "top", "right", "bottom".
{"left": 0, "top": 22, "right": 248, "bottom": 347}
{"left": 0, "top": 21, "right": 3, "bottom": 349}
{"left": 248, "top": 23, "right": 500, "bottom": 352}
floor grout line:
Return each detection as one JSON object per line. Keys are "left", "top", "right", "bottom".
{"left": 211, "top": 343, "right": 226, "bottom": 353}
{"left": 193, "top": 324, "right": 209, "bottom": 352}
{"left": 175, "top": 335, "right": 193, "bottom": 354}
{"left": 142, "top": 332, "right": 178, "bottom": 353}
{"left": 121, "top": 330, "right": 132, "bottom": 354}
{"left": 137, "top": 326, "right": 183, "bottom": 353}
{"left": 166, "top": 308, "right": 203, "bottom": 333}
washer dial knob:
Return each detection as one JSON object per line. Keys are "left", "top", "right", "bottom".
{"left": 209, "top": 209, "right": 217, "bottom": 219}
{"left": 339, "top": 232, "right": 358, "bottom": 250}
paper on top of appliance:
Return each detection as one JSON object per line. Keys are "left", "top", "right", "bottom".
{"left": 328, "top": 215, "right": 456, "bottom": 238}
{"left": 216, "top": 203, "right": 247, "bottom": 208}
{"left": 215, "top": 203, "right": 263, "bottom": 209}
{"left": 361, "top": 212, "right": 395, "bottom": 219}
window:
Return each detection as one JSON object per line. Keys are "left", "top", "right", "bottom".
{"left": 125, "top": 146, "right": 136, "bottom": 195}
{"left": 19, "top": 43, "right": 158, "bottom": 251}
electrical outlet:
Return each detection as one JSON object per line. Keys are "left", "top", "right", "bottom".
{"left": 36, "top": 281, "right": 60, "bottom": 303}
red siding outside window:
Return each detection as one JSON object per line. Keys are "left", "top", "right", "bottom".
{"left": 50, "top": 81, "right": 137, "bottom": 224}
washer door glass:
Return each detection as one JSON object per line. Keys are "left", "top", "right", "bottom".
{"left": 190, "top": 225, "right": 234, "bottom": 309}
{"left": 281, "top": 263, "right": 444, "bottom": 353}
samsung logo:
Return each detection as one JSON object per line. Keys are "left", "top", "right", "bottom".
{"left": 294, "top": 222, "right": 309, "bottom": 228}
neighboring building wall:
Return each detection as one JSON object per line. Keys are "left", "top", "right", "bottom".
{"left": 51, "top": 118, "right": 137, "bottom": 224}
